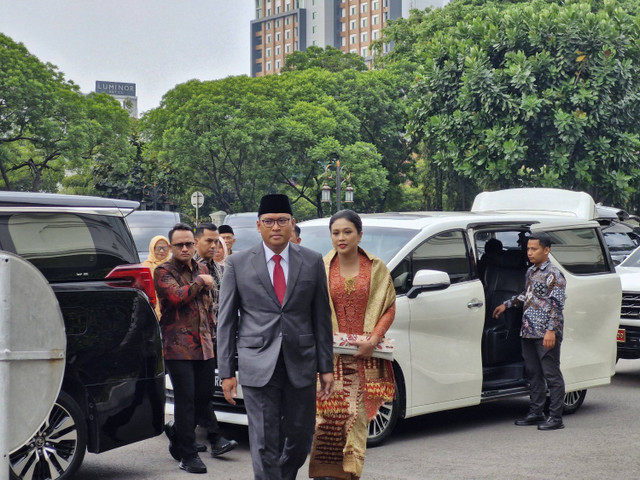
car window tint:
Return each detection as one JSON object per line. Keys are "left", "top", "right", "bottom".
{"left": 391, "top": 257, "right": 411, "bottom": 295}
{"left": 1, "top": 212, "right": 137, "bottom": 282}
{"left": 546, "top": 228, "right": 611, "bottom": 274}
{"left": 412, "top": 230, "right": 472, "bottom": 284}
{"left": 301, "top": 225, "right": 419, "bottom": 264}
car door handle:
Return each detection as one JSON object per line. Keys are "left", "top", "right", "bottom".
{"left": 467, "top": 299, "right": 483, "bottom": 309}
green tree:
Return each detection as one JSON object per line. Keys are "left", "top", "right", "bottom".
{"left": 142, "top": 70, "right": 393, "bottom": 217}
{"left": 0, "top": 33, "right": 136, "bottom": 193}
{"left": 282, "top": 45, "right": 367, "bottom": 73}
{"left": 382, "top": 0, "right": 640, "bottom": 207}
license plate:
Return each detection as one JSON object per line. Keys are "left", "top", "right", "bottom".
{"left": 617, "top": 329, "right": 626, "bottom": 343}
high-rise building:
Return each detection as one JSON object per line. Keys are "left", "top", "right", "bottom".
{"left": 251, "top": 0, "right": 449, "bottom": 77}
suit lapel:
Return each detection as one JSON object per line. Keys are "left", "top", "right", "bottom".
{"left": 251, "top": 243, "right": 281, "bottom": 307}
{"left": 284, "top": 244, "right": 302, "bottom": 307}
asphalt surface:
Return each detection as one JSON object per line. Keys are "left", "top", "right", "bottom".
{"left": 74, "top": 360, "right": 640, "bottom": 479}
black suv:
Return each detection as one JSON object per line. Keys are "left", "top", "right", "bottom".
{"left": 0, "top": 192, "right": 165, "bottom": 480}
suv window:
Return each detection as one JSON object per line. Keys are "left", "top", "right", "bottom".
{"left": 546, "top": 227, "right": 611, "bottom": 274}
{"left": 392, "top": 230, "right": 473, "bottom": 294}
{"left": 0, "top": 212, "right": 137, "bottom": 282}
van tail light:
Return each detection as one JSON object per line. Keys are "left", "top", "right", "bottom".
{"left": 106, "top": 264, "right": 156, "bottom": 307}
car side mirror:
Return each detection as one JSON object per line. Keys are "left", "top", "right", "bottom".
{"left": 407, "top": 269, "right": 451, "bottom": 299}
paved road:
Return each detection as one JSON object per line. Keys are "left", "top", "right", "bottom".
{"left": 74, "top": 360, "right": 640, "bottom": 479}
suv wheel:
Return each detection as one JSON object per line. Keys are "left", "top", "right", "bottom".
{"left": 10, "top": 392, "right": 87, "bottom": 480}
{"left": 367, "top": 394, "right": 400, "bottom": 448}
{"left": 562, "top": 389, "right": 587, "bottom": 415}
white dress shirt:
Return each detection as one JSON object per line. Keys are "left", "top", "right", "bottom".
{"left": 262, "top": 242, "right": 290, "bottom": 285}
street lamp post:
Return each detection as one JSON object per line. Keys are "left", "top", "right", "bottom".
{"left": 321, "top": 158, "right": 354, "bottom": 214}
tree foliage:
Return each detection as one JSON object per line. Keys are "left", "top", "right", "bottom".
{"left": 380, "top": 0, "right": 640, "bottom": 207}
{"left": 0, "top": 33, "right": 138, "bottom": 193}
{"left": 142, "top": 67, "right": 409, "bottom": 218}
{"left": 282, "top": 45, "right": 367, "bottom": 73}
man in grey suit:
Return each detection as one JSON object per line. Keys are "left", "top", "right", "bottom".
{"left": 217, "top": 194, "right": 334, "bottom": 480}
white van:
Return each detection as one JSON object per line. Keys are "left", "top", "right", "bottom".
{"left": 195, "top": 189, "right": 621, "bottom": 444}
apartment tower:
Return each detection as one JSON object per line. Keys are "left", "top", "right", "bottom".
{"left": 251, "top": 0, "right": 449, "bottom": 77}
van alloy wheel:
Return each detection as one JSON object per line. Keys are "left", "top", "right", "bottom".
{"left": 367, "top": 394, "right": 400, "bottom": 448}
{"left": 10, "top": 392, "right": 86, "bottom": 480}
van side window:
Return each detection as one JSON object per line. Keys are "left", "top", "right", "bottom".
{"left": 546, "top": 228, "right": 612, "bottom": 274}
{"left": 412, "top": 230, "right": 472, "bottom": 284}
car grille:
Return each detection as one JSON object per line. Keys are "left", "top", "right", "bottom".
{"left": 621, "top": 293, "right": 640, "bottom": 319}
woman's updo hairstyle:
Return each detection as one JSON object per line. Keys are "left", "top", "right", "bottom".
{"left": 329, "top": 209, "right": 362, "bottom": 234}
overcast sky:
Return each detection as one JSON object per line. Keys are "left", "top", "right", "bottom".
{"left": 0, "top": 0, "right": 255, "bottom": 114}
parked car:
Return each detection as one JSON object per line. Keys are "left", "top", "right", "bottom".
{"left": 614, "top": 245, "right": 640, "bottom": 359}
{"left": 596, "top": 205, "right": 640, "bottom": 265}
{"left": 221, "top": 212, "right": 261, "bottom": 252}
{"left": 125, "top": 210, "right": 184, "bottom": 261}
{"left": 0, "top": 192, "right": 165, "bottom": 480}
{"left": 202, "top": 188, "right": 620, "bottom": 446}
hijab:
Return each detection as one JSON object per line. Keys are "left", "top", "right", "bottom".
{"left": 142, "top": 235, "right": 170, "bottom": 276}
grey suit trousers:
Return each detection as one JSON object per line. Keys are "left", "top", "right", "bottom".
{"left": 521, "top": 337, "right": 565, "bottom": 418}
{"left": 243, "top": 353, "right": 316, "bottom": 480}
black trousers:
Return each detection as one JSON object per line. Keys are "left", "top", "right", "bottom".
{"left": 165, "top": 358, "right": 215, "bottom": 459}
{"left": 243, "top": 354, "right": 316, "bottom": 480}
{"left": 521, "top": 337, "right": 565, "bottom": 418}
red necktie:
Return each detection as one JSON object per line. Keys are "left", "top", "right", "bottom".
{"left": 273, "top": 254, "right": 286, "bottom": 305}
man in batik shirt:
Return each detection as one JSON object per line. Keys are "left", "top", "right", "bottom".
{"left": 493, "top": 231, "right": 567, "bottom": 431}
{"left": 154, "top": 223, "right": 214, "bottom": 474}
{"left": 192, "top": 222, "right": 238, "bottom": 457}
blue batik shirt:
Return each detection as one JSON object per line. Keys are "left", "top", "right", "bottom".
{"left": 504, "top": 260, "right": 566, "bottom": 339}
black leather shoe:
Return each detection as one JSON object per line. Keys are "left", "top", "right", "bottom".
{"left": 514, "top": 412, "right": 546, "bottom": 426}
{"left": 210, "top": 437, "right": 238, "bottom": 457}
{"left": 179, "top": 455, "right": 207, "bottom": 474}
{"left": 165, "top": 421, "right": 207, "bottom": 457}
{"left": 538, "top": 416, "right": 564, "bottom": 431}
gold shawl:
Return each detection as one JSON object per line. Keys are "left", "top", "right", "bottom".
{"left": 323, "top": 247, "right": 396, "bottom": 335}
{"left": 322, "top": 247, "right": 396, "bottom": 420}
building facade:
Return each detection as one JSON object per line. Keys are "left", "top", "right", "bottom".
{"left": 251, "top": 0, "right": 449, "bottom": 77}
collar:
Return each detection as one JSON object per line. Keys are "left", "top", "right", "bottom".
{"left": 193, "top": 252, "right": 213, "bottom": 266}
{"left": 533, "top": 259, "right": 552, "bottom": 271}
{"left": 170, "top": 256, "right": 199, "bottom": 272}
{"left": 262, "top": 242, "right": 290, "bottom": 263}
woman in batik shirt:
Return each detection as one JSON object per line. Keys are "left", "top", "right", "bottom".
{"left": 309, "top": 209, "right": 396, "bottom": 480}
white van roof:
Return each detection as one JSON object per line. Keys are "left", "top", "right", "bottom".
{"left": 471, "top": 188, "right": 597, "bottom": 220}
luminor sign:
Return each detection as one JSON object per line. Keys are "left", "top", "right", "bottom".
{"left": 95, "top": 81, "right": 136, "bottom": 97}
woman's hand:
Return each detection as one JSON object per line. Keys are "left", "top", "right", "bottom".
{"left": 353, "top": 336, "right": 379, "bottom": 359}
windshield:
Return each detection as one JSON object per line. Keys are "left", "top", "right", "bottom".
{"left": 620, "top": 246, "right": 640, "bottom": 267}
{"left": 299, "top": 225, "right": 419, "bottom": 263}
{"left": 231, "top": 227, "right": 263, "bottom": 253}
{"left": 603, "top": 231, "right": 637, "bottom": 252}
{"left": 129, "top": 226, "right": 169, "bottom": 254}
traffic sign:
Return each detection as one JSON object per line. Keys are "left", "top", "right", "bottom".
{"left": 0, "top": 252, "right": 66, "bottom": 454}
{"left": 191, "top": 191, "right": 204, "bottom": 208}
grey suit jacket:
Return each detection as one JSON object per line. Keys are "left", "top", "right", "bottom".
{"left": 216, "top": 242, "right": 333, "bottom": 388}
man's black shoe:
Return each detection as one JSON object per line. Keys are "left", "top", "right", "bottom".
{"left": 166, "top": 420, "right": 207, "bottom": 458}
{"left": 179, "top": 455, "right": 207, "bottom": 474}
{"left": 514, "top": 412, "right": 546, "bottom": 426}
{"left": 210, "top": 437, "right": 239, "bottom": 457}
{"left": 538, "top": 416, "right": 564, "bottom": 431}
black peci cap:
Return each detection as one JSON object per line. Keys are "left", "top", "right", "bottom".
{"left": 258, "top": 194, "right": 293, "bottom": 216}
